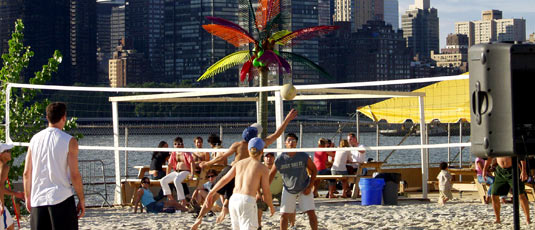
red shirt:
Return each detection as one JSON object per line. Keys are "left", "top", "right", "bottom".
{"left": 314, "top": 151, "right": 328, "bottom": 171}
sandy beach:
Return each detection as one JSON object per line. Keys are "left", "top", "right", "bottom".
{"left": 16, "top": 193, "right": 535, "bottom": 230}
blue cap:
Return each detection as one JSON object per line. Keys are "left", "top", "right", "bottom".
{"left": 242, "top": 127, "right": 258, "bottom": 142}
{"left": 248, "top": 137, "right": 265, "bottom": 151}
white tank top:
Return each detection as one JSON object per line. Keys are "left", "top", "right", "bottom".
{"left": 29, "top": 127, "right": 74, "bottom": 206}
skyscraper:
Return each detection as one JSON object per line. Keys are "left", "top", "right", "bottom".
{"left": 110, "top": 5, "right": 125, "bottom": 51}
{"left": 70, "top": 0, "right": 97, "bottom": 84}
{"left": 383, "top": 0, "right": 399, "bottom": 30}
{"left": 318, "top": 0, "right": 333, "bottom": 26}
{"left": 401, "top": 0, "right": 439, "bottom": 60}
{"left": 0, "top": 0, "right": 22, "bottom": 57}
{"left": 353, "top": 0, "right": 383, "bottom": 31}
{"left": 125, "top": 0, "right": 165, "bottom": 81}
{"left": 164, "top": 0, "right": 238, "bottom": 85}
{"left": 455, "top": 10, "right": 526, "bottom": 47}
{"left": 96, "top": 0, "right": 124, "bottom": 84}
{"left": 281, "top": 0, "right": 321, "bottom": 84}
{"left": 333, "top": 0, "right": 351, "bottom": 22}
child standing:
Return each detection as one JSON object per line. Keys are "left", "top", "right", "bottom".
{"left": 437, "top": 162, "right": 452, "bottom": 205}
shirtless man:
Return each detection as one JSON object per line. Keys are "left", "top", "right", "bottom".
{"left": 0, "top": 143, "right": 25, "bottom": 230}
{"left": 204, "top": 138, "right": 274, "bottom": 230}
{"left": 191, "top": 109, "right": 297, "bottom": 230}
{"left": 483, "top": 157, "right": 531, "bottom": 224}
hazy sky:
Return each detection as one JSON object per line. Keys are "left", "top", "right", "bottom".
{"left": 397, "top": 0, "right": 535, "bottom": 48}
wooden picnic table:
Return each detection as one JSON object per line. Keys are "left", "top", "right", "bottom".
{"left": 134, "top": 165, "right": 168, "bottom": 179}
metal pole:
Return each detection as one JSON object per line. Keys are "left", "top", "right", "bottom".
{"left": 299, "top": 122, "right": 303, "bottom": 148}
{"left": 512, "top": 156, "right": 520, "bottom": 230}
{"left": 459, "top": 121, "right": 463, "bottom": 181}
{"left": 4, "top": 84, "right": 11, "bottom": 143}
{"left": 447, "top": 123, "right": 451, "bottom": 163}
{"left": 274, "top": 91, "right": 284, "bottom": 155}
{"left": 219, "top": 125, "right": 223, "bottom": 143}
{"left": 356, "top": 110, "right": 360, "bottom": 140}
{"left": 124, "top": 126, "right": 128, "bottom": 179}
{"left": 376, "top": 122, "right": 379, "bottom": 161}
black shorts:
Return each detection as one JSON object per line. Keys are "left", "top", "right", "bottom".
{"left": 31, "top": 195, "right": 78, "bottom": 230}
{"left": 212, "top": 165, "right": 235, "bottom": 200}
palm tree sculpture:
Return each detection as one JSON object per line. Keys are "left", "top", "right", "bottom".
{"left": 197, "top": 0, "right": 337, "bottom": 137}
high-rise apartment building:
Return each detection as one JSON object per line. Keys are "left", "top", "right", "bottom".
{"left": 455, "top": 10, "right": 526, "bottom": 46}
{"left": 333, "top": 0, "right": 352, "bottom": 22}
{"left": 96, "top": 0, "right": 124, "bottom": 84}
{"left": 281, "top": 0, "right": 321, "bottom": 84}
{"left": 109, "top": 39, "right": 148, "bottom": 87}
{"left": 164, "top": 0, "right": 238, "bottom": 86}
{"left": 125, "top": 0, "right": 164, "bottom": 81}
{"left": 0, "top": 0, "right": 22, "bottom": 57}
{"left": 401, "top": 0, "right": 439, "bottom": 60}
{"left": 353, "top": 0, "right": 383, "bottom": 31}
{"left": 70, "top": 0, "right": 97, "bottom": 84}
{"left": 383, "top": 0, "right": 399, "bottom": 30}
{"left": 110, "top": 5, "right": 125, "bottom": 51}
{"left": 318, "top": 0, "right": 332, "bottom": 26}
{"left": 431, "top": 33, "right": 468, "bottom": 72}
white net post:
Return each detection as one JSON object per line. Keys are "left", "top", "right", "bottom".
{"left": 112, "top": 101, "right": 122, "bottom": 205}
{"left": 274, "top": 91, "right": 284, "bottom": 155}
{"left": 419, "top": 95, "right": 428, "bottom": 199}
{"left": 4, "top": 84, "right": 11, "bottom": 143}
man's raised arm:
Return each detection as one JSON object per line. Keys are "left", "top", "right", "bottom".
{"left": 23, "top": 148, "right": 33, "bottom": 212}
{"left": 264, "top": 109, "right": 298, "bottom": 146}
{"left": 200, "top": 143, "right": 238, "bottom": 168}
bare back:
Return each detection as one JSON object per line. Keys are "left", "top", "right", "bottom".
{"left": 496, "top": 157, "right": 513, "bottom": 169}
{"left": 231, "top": 141, "right": 250, "bottom": 165}
{"left": 233, "top": 158, "right": 269, "bottom": 197}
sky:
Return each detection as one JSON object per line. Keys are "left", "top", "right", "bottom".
{"left": 397, "top": 0, "right": 535, "bottom": 48}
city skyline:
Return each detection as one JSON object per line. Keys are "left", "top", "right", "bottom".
{"left": 398, "top": 0, "right": 535, "bottom": 48}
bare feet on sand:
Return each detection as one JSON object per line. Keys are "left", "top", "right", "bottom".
{"left": 216, "top": 210, "right": 227, "bottom": 224}
{"left": 191, "top": 218, "right": 202, "bottom": 230}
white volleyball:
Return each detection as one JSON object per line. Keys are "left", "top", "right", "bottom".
{"left": 250, "top": 123, "right": 262, "bottom": 136}
{"left": 281, "top": 83, "right": 297, "bottom": 100}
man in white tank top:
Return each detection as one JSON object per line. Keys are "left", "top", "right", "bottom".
{"left": 23, "top": 102, "right": 85, "bottom": 229}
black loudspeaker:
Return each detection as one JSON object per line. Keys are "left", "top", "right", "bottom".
{"left": 469, "top": 42, "right": 535, "bottom": 157}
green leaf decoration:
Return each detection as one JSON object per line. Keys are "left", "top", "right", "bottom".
{"left": 197, "top": 50, "right": 251, "bottom": 81}
{"left": 279, "top": 51, "right": 333, "bottom": 79}
{"left": 270, "top": 30, "right": 292, "bottom": 45}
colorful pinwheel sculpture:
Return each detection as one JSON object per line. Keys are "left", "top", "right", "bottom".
{"left": 197, "top": 0, "right": 337, "bottom": 82}
{"left": 197, "top": 0, "right": 337, "bottom": 136}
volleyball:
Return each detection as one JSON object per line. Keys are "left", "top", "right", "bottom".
{"left": 281, "top": 83, "right": 297, "bottom": 100}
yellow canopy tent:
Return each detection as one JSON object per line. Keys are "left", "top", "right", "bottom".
{"left": 358, "top": 74, "right": 470, "bottom": 124}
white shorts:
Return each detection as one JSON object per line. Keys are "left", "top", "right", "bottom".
{"left": 280, "top": 187, "right": 315, "bottom": 213}
{"left": 229, "top": 193, "right": 258, "bottom": 230}
{"left": 1, "top": 207, "right": 13, "bottom": 230}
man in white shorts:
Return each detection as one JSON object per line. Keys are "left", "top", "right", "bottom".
{"left": 205, "top": 137, "right": 274, "bottom": 230}
{"left": 270, "top": 133, "right": 318, "bottom": 230}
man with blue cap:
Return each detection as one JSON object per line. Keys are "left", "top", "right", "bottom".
{"left": 204, "top": 137, "right": 275, "bottom": 230}
{"left": 192, "top": 109, "right": 297, "bottom": 230}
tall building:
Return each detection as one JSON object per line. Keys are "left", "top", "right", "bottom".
{"left": 0, "top": 0, "right": 22, "bottom": 57}
{"left": 529, "top": 32, "right": 535, "bottom": 43}
{"left": 125, "top": 0, "right": 164, "bottom": 81}
{"left": 352, "top": 0, "right": 384, "bottom": 32}
{"left": 431, "top": 33, "right": 468, "bottom": 73}
{"left": 455, "top": 10, "right": 526, "bottom": 46}
{"left": 318, "top": 0, "right": 332, "bottom": 25}
{"left": 110, "top": 5, "right": 125, "bottom": 51}
{"left": 109, "top": 39, "right": 148, "bottom": 87}
{"left": 96, "top": 0, "right": 124, "bottom": 84}
{"left": 164, "top": 0, "right": 238, "bottom": 86}
{"left": 281, "top": 0, "right": 321, "bottom": 84}
{"left": 333, "top": 0, "right": 351, "bottom": 22}
{"left": 70, "top": 0, "right": 97, "bottom": 84}
{"left": 401, "top": 0, "right": 439, "bottom": 60}
{"left": 383, "top": 0, "right": 398, "bottom": 30}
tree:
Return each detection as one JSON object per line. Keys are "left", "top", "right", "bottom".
{"left": 196, "top": 0, "right": 336, "bottom": 137}
{"left": 0, "top": 19, "right": 78, "bottom": 182}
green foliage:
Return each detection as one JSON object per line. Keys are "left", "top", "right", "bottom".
{"left": 0, "top": 19, "right": 66, "bottom": 181}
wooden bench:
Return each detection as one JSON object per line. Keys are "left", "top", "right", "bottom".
{"left": 134, "top": 165, "right": 168, "bottom": 179}
{"left": 316, "top": 175, "right": 360, "bottom": 197}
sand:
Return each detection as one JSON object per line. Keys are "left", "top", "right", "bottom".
{"left": 16, "top": 195, "right": 535, "bottom": 230}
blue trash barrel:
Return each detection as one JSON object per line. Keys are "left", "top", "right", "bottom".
{"left": 359, "top": 178, "right": 385, "bottom": 205}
